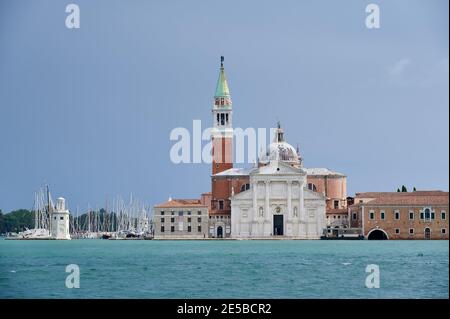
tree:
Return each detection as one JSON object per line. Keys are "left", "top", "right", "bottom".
{"left": 413, "top": 187, "right": 417, "bottom": 192}
{"left": 401, "top": 185, "right": 408, "bottom": 192}
{"left": 397, "top": 188, "right": 401, "bottom": 192}
{"left": 0, "top": 209, "right": 34, "bottom": 233}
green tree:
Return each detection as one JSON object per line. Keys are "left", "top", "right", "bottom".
{"left": 397, "top": 188, "right": 400, "bottom": 192}
{"left": 0, "top": 209, "right": 34, "bottom": 233}
{"left": 413, "top": 187, "right": 417, "bottom": 191}
{"left": 401, "top": 185, "right": 408, "bottom": 192}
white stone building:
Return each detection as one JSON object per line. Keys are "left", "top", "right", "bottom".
{"left": 230, "top": 126, "right": 327, "bottom": 239}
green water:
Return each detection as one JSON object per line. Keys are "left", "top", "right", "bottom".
{"left": 0, "top": 239, "right": 448, "bottom": 298}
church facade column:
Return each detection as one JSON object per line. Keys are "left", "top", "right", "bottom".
{"left": 265, "top": 180, "right": 270, "bottom": 219}
{"left": 287, "top": 180, "right": 292, "bottom": 219}
{"left": 251, "top": 180, "right": 257, "bottom": 236}
{"left": 299, "top": 179, "right": 305, "bottom": 237}
{"left": 264, "top": 180, "right": 270, "bottom": 236}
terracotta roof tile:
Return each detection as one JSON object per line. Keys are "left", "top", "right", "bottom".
{"left": 154, "top": 199, "right": 207, "bottom": 208}
{"left": 353, "top": 191, "right": 448, "bottom": 206}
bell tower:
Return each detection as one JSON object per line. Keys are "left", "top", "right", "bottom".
{"left": 211, "top": 56, "right": 233, "bottom": 175}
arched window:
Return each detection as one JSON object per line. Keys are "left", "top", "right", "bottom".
{"left": 424, "top": 208, "right": 431, "bottom": 220}
{"left": 307, "top": 183, "right": 317, "bottom": 192}
{"left": 293, "top": 207, "right": 298, "bottom": 217}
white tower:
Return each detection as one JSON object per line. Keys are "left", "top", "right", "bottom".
{"left": 50, "top": 197, "right": 71, "bottom": 240}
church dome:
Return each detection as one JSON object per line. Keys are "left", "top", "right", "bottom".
{"left": 259, "top": 122, "right": 302, "bottom": 166}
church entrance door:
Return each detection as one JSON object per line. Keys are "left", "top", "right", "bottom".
{"left": 217, "top": 226, "right": 223, "bottom": 238}
{"left": 273, "top": 215, "right": 284, "bottom": 236}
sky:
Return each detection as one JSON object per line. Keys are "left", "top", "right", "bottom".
{"left": 0, "top": 0, "right": 448, "bottom": 213}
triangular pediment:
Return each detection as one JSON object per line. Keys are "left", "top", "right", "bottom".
{"left": 251, "top": 160, "right": 305, "bottom": 176}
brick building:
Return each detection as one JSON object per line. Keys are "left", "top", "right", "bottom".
{"left": 349, "top": 191, "right": 449, "bottom": 239}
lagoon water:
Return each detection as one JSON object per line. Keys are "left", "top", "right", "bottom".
{"left": 0, "top": 239, "right": 448, "bottom": 299}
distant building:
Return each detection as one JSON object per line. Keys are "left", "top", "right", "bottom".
{"left": 153, "top": 199, "right": 209, "bottom": 239}
{"left": 349, "top": 191, "right": 449, "bottom": 239}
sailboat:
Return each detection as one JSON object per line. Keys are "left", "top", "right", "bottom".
{"left": 7, "top": 186, "right": 52, "bottom": 240}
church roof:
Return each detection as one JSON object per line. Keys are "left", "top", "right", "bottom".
{"left": 213, "top": 167, "right": 253, "bottom": 177}
{"left": 154, "top": 198, "right": 207, "bottom": 208}
{"left": 304, "top": 168, "right": 345, "bottom": 177}
{"left": 253, "top": 160, "right": 305, "bottom": 176}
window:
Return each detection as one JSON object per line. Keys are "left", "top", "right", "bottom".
{"left": 409, "top": 211, "right": 414, "bottom": 220}
{"left": 307, "top": 183, "right": 317, "bottom": 192}
{"left": 369, "top": 211, "right": 375, "bottom": 220}
{"left": 220, "top": 113, "right": 225, "bottom": 125}
{"left": 380, "top": 211, "right": 385, "bottom": 220}
{"left": 160, "top": 226, "right": 165, "bottom": 232}
{"left": 338, "top": 215, "right": 341, "bottom": 219}
{"left": 160, "top": 211, "right": 165, "bottom": 215}
{"left": 187, "top": 217, "right": 191, "bottom": 223}
{"left": 424, "top": 208, "right": 431, "bottom": 220}
{"left": 187, "top": 211, "right": 191, "bottom": 215}
{"left": 219, "top": 200, "right": 224, "bottom": 210}
{"left": 420, "top": 212, "right": 424, "bottom": 219}
{"left": 178, "top": 211, "right": 183, "bottom": 216}
{"left": 240, "top": 183, "right": 250, "bottom": 192}
{"left": 409, "top": 228, "right": 414, "bottom": 234}
{"left": 431, "top": 212, "right": 435, "bottom": 220}
{"left": 441, "top": 228, "right": 446, "bottom": 234}
{"left": 188, "top": 226, "right": 192, "bottom": 232}
{"left": 441, "top": 211, "right": 446, "bottom": 220}
{"left": 60, "top": 216, "right": 64, "bottom": 220}
{"left": 394, "top": 211, "right": 400, "bottom": 220}
{"left": 334, "top": 200, "right": 339, "bottom": 209}
{"left": 225, "top": 113, "right": 229, "bottom": 124}
{"left": 220, "top": 216, "right": 223, "bottom": 219}
{"left": 170, "top": 218, "right": 175, "bottom": 223}
{"left": 333, "top": 216, "right": 336, "bottom": 219}
{"left": 395, "top": 228, "right": 400, "bottom": 234}
{"left": 352, "top": 213, "right": 357, "bottom": 220}
{"left": 170, "top": 226, "right": 175, "bottom": 232}
{"left": 54, "top": 216, "right": 57, "bottom": 220}
{"left": 197, "top": 217, "right": 202, "bottom": 223}
{"left": 171, "top": 211, "right": 175, "bottom": 216}
{"left": 197, "top": 226, "right": 202, "bottom": 232}
{"left": 161, "top": 218, "right": 165, "bottom": 223}
{"left": 197, "top": 211, "right": 202, "bottom": 215}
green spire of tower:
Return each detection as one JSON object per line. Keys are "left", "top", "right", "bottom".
{"left": 215, "top": 56, "right": 231, "bottom": 98}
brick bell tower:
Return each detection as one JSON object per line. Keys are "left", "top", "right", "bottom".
{"left": 210, "top": 56, "right": 234, "bottom": 219}
{"left": 211, "top": 56, "right": 233, "bottom": 175}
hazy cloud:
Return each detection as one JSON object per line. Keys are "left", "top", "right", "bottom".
{"left": 388, "top": 58, "right": 412, "bottom": 77}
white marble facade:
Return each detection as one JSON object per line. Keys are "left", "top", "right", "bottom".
{"left": 230, "top": 161, "right": 326, "bottom": 239}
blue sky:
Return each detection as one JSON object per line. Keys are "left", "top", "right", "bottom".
{"left": 0, "top": 0, "right": 448, "bottom": 212}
